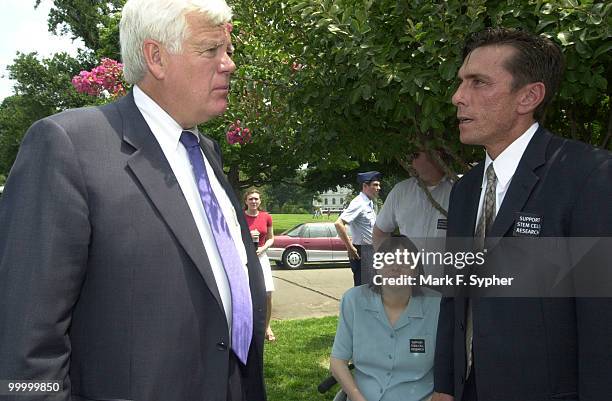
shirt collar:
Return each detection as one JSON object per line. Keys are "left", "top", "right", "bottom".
{"left": 133, "top": 85, "right": 199, "bottom": 150}
{"left": 359, "top": 191, "right": 372, "bottom": 206}
{"left": 483, "top": 122, "right": 539, "bottom": 190}
{"left": 427, "top": 175, "right": 451, "bottom": 190}
{"left": 363, "top": 287, "right": 425, "bottom": 319}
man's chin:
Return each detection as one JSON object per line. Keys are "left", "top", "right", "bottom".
{"left": 459, "top": 130, "right": 481, "bottom": 146}
{"left": 207, "top": 102, "right": 229, "bottom": 118}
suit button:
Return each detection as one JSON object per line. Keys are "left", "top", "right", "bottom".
{"left": 216, "top": 341, "right": 228, "bottom": 351}
{"left": 461, "top": 376, "right": 465, "bottom": 384}
{"left": 459, "top": 320, "right": 464, "bottom": 331}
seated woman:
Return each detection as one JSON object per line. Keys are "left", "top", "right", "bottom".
{"left": 330, "top": 237, "right": 440, "bottom": 401}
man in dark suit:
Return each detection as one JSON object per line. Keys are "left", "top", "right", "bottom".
{"left": 432, "top": 28, "right": 612, "bottom": 401}
{"left": 0, "top": 1, "right": 266, "bottom": 400}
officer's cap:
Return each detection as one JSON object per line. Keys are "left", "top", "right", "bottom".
{"left": 357, "top": 171, "right": 382, "bottom": 184}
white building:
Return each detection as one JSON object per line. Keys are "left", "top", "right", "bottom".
{"left": 312, "top": 186, "right": 353, "bottom": 213}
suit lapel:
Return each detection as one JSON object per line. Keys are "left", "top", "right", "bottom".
{"left": 462, "top": 165, "right": 484, "bottom": 237}
{"left": 489, "top": 128, "right": 551, "bottom": 243}
{"left": 117, "top": 93, "right": 225, "bottom": 313}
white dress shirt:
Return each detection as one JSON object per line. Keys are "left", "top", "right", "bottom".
{"left": 476, "top": 122, "right": 539, "bottom": 225}
{"left": 133, "top": 85, "right": 249, "bottom": 331}
{"left": 340, "top": 192, "right": 377, "bottom": 245}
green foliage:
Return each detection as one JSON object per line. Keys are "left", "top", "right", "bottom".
{"left": 201, "top": 0, "right": 308, "bottom": 191}
{"left": 8, "top": 52, "right": 95, "bottom": 111}
{"left": 2, "top": 1, "right": 610, "bottom": 181}
{"left": 286, "top": 0, "right": 611, "bottom": 178}
{"left": 0, "top": 52, "right": 94, "bottom": 176}
{"left": 0, "top": 95, "right": 50, "bottom": 175}
{"left": 96, "top": 11, "right": 123, "bottom": 60}
{"left": 35, "top": 0, "right": 124, "bottom": 51}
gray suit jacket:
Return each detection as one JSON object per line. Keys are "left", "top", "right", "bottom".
{"left": 0, "top": 92, "right": 267, "bottom": 401}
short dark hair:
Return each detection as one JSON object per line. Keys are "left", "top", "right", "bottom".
{"left": 462, "top": 27, "right": 565, "bottom": 121}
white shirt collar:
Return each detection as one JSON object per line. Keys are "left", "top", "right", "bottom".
{"left": 359, "top": 191, "right": 372, "bottom": 206}
{"left": 483, "top": 122, "right": 539, "bottom": 190}
{"left": 133, "top": 85, "right": 199, "bottom": 150}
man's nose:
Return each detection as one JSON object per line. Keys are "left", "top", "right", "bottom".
{"left": 221, "top": 53, "right": 236, "bottom": 73}
{"left": 452, "top": 82, "right": 465, "bottom": 106}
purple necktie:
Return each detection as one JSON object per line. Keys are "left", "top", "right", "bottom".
{"left": 180, "top": 131, "right": 253, "bottom": 364}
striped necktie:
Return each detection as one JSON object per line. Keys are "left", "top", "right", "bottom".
{"left": 466, "top": 163, "right": 497, "bottom": 379}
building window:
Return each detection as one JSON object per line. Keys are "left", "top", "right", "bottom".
{"left": 332, "top": 198, "right": 336, "bottom": 205}
{"left": 324, "top": 198, "right": 328, "bottom": 205}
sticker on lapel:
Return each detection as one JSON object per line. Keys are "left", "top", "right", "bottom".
{"left": 513, "top": 212, "right": 542, "bottom": 237}
{"left": 410, "top": 339, "right": 426, "bottom": 353}
{"left": 437, "top": 219, "right": 448, "bottom": 230}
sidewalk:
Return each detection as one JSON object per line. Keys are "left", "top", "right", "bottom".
{"left": 271, "top": 266, "right": 353, "bottom": 320}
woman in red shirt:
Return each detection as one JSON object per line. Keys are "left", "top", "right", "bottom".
{"left": 243, "top": 188, "right": 276, "bottom": 341}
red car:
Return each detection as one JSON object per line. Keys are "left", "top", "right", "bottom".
{"left": 267, "top": 222, "right": 351, "bottom": 269}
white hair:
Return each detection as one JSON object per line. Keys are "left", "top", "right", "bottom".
{"left": 120, "top": 0, "right": 233, "bottom": 84}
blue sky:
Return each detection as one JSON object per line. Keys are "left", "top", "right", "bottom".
{"left": 0, "top": 1, "right": 83, "bottom": 101}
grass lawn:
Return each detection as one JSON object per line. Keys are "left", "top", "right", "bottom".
{"left": 264, "top": 316, "right": 339, "bottom": 401}
{"left": 271, "top": 214, "right": 340, "bottom": 235}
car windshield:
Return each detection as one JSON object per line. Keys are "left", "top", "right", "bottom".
{"left": 285, "top": 224, "right": 303, "bottom": 237}
{"left": 305, "top": 224, "right": 331, "bottom": 238}
{"left": 282, "top": 222, "right": 351, "bottom": 238}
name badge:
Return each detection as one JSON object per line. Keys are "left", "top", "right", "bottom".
{"left": 437, "top": 218, "right": 448, "bottom": 230}
{"left": 513, "top": 212, "right": 542, "bottom": 237}
{"left": 410, "top": 339, "right": 426, "bottom": 353}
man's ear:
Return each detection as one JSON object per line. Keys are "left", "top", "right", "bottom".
{"left": 517, "top": 82, "right": 545, "bottom": 115}
{"left": 143, "top": 39, "right": 166, "bottom": 80}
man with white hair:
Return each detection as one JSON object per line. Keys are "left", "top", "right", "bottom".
{"left": 0, "top": 1, "right": 266, "bottom": 400}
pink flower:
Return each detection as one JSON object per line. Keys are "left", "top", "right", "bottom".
{"left": 225, "top": 120, "right": 253, "bottom": 145}
{"left": 72, "top": 58, "right": 126, "bottom": 98}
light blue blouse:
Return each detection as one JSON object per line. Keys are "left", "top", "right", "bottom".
{"left": 331, "top": 285, "right": 441, "bottom": 401}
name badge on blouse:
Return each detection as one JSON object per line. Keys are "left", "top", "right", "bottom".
{"left": 410, "top": 339, "right": 426, "bottom": 353}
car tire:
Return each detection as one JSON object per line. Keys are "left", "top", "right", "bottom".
{"left": 282, "top": 248, "right": 306, "bottom": 270}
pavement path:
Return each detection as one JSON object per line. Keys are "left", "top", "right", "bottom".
{"left": 270, "top": 265, "right": 353, "bottom": 320}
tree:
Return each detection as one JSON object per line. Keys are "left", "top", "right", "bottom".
{"left": 4, "top": 1, "right": 610, "bottom": 188}
{"left": 0, "top": 51, "right": 94, "bottom": 176}
{"left": 286, "top": 0, "right": 611, "bottom": 185}
{"left": 199, "top": 0, "right": 309, "bottom": 191}
{"left": 35, "top": 0, "right": 124, "bottom": 52}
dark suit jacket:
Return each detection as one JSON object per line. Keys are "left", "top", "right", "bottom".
{"left": 0, "top": 92, "right": 267, "bottom": 401}
{"left": 434, "top": 127, "right": 612, "bottom": 401}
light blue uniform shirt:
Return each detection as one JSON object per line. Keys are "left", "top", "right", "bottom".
{"left": 340, "top": 192, "right": 376, "bottom": 245}
{"left": 331, "top": 285, "right": 441, "bottom": 401}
